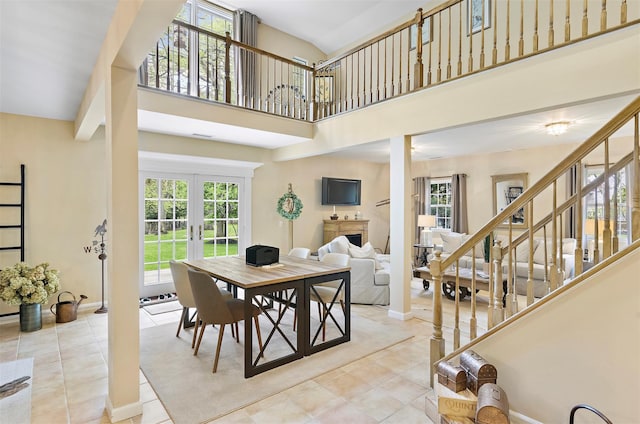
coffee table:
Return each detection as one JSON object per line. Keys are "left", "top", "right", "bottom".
{"left": 415, "top": 266, "right": 507, "bottom": 305}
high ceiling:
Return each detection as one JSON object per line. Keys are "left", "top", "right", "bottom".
{"left": 0, "top": 1, "right": 634, "bottom": 163}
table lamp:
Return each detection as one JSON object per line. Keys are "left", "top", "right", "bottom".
{"left": 417, "top": 214, "right": 436, "bottom": 246}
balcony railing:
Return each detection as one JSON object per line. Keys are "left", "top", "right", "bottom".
{"left": 140, "top": 0, "right": 638, "bottom": 122}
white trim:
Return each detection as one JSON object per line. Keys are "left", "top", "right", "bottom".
{"left": 138, "top": 151, "right": 262, "bottom": 177}
{"left": 106, "top": 396, "right": 142, "bottom": 422}
{"left": 387, "top": 309, "right": 414, "bottom": 321}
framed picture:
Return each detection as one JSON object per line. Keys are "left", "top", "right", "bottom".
{"left": 409, "top": 19, "right": 431, "bottom": 50}
{"left": 315, "top": 75, "right": 333, "bottom": 103}
{"left": 468, "top": 0, "right": 491, "bottom": 34}
{"left": 492, "top": 173, "right": 528, "bottom": 228}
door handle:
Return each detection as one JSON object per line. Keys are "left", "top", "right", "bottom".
{"left": 189, "top": 225, "right": 193, "bottom": 241}
{"left": 199, "top": 225, "right": 203, "bottom": 240}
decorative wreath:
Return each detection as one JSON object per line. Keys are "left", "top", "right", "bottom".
{"left": 277, "top": 184, "right": 303, "bottom": 220}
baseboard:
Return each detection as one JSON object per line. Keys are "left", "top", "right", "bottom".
{"left": 387, "top": 309, "right": 414, "bottom": 320}
{"left": 106, "top": 396, "right": 142, "bottom": 423}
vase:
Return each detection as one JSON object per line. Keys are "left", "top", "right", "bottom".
{"left": 20, "top": 303, "right": 42, "bottom": 332}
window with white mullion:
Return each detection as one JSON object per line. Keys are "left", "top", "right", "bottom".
{"left": 428, "top": 177, "right": 452, "bottom": 229}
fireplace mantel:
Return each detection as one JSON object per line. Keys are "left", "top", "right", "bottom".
{"left": 323, "top": 219, "right": 369, "bottom": 246}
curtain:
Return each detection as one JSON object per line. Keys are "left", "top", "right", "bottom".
{"left": 235, "top": 10, "right": 259, "bottom": 108}
{"left": 451, "top": 174, "right": 468, "bottom": 233}
{"left": 413, "top": 177, "right": 428, "bottom": 243}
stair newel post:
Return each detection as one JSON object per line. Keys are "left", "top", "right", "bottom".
{"left": 575, "top": 160, "right": 584, "bottom": 277}
{"left": 603, "top": 138, "right": 612, "bottom": 259}
{"left": 429, "top": 251, "right": 445, "bottom": 388}
{"left": 491, "top": 240, "right": 505, "bottom": 326}
{"left": 526, "top": 200, "right": 535, "bottom": 305}
{"left": 632, "top": 113, "right": 640, "bottom": 242}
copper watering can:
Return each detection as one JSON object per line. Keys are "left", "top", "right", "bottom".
{"left": 50, "top": 291, "right": 88, "bottom": 323}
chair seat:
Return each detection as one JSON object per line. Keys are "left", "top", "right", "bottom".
{"left": 226, "top": 298, "right": 262, "bottom": 322}
{"left": 310, "top": 286, "right": 343, "bottom": 304}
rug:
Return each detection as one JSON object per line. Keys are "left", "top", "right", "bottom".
{"left": 0, "top": 357, "right": 33, "bottom": 424}
{"left": 143, "top": 300, "right": 183, "bottom": 315}
{"left": 140, "top": 313, "right": 412, "bottom": 424}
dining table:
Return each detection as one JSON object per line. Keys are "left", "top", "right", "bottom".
{"left": 184, "top": 255, "right": 351, "bottom": 377}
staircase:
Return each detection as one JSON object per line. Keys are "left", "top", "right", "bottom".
{"left": 425, "top": 96, "right": 640, "bottom": 422}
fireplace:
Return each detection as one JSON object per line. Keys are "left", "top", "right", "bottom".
{"left": 345, "top": 234, "right": 362, "bottom": 247}
{"left": 323, "top": 219, "right": 369, "bottom": 245}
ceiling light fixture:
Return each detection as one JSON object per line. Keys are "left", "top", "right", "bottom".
{"left": 545, "top": 121, "right": 571, "bottom": 136}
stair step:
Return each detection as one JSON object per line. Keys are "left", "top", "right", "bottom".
{"left": 425, "top": 383, "right": 544, "bottom": 424}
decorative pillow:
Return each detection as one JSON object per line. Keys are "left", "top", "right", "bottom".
{"left": 462, "top": 234, "right": 485, "bottom": 259}
{"left": 441, "top": 232, "right": 465, "bottom": 254}
{"left": 514, "top": 239, "right": 539, "bottom": 263}
{"left": 562, "top": 238, "right": 576, "bottom": 255}
{"left": 349, "top": 242, "right": 383, "bottom": 270}
{"left": 532, "top": 239, "right": 552, "bottom": 265}
{"left": 329, "top": 236, "right": 350, "bottom": 255}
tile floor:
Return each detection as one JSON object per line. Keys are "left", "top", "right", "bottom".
{"left": 0, "top": 279, "right": 443, "bottom": 424}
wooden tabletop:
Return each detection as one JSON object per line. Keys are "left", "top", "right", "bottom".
{"left": 184, "top": 256, "right": 350, "bottom": 289}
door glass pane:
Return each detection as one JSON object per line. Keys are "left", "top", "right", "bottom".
{"left": 144, "top": 178, "right": 189, "bottom": 286}
{"left": 202, "top": 180, "right": 239, "bottom": 258}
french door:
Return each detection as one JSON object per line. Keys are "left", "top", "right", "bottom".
{"left": 140, "top": 172, "right": 243, "bottom": 298}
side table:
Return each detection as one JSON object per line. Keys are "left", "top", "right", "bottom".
{"left": 413, "top": 244, "right": 434, "bottom": 290}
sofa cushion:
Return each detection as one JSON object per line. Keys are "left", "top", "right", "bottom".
{"left": 463, "top": 234, "right": 485, "bottom": 259}
{"left": 441, "top": 232, "right": 465, "bottom": 254}
{"left": 349, "top": 242, "right": 383, "bottom": 270}
{"left": 514, "top": 239, "right": 539, "bottom": 263}
{"left": 330, "top": 236, "right": 351, "bottom": 255}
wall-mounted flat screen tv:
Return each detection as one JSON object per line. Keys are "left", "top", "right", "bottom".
{"left": 321, "top": 177, "right": 361, "bottom": 205}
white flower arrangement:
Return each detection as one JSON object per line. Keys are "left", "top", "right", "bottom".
{"left": 0, "top": 262, "right": 60, "bottom": 305}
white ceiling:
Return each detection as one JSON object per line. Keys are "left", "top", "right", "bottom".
{"left": 0, "top": 1, "right": 634, "bottom": 163}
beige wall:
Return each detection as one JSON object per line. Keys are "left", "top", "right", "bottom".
{"left": 470, "top": 243, "right": 640, "bottom": 422}
{"left": 257, "top": 23, "right": 326, "bottom": 66}
{"left": 0, "top": 113, "right": 107, "bottom": 315}
{"left": 0, "top": 113, "right": 388, "bottom": 315}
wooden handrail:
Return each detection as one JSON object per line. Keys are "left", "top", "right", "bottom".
{"left": 172, "top": 20, "right": 314, "bottom": 71}
{"left": 440, "top": 96, "right": 640, "bottom": 271}
{"left": 428, "top": 95, "right": 640, "bottom": 388}
{"left": 436, "top": 238, "right": 640, "bottom": 367}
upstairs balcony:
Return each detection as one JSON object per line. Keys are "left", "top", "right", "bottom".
{"left": 139, "top": 0, "right": 639, "bottom": 129}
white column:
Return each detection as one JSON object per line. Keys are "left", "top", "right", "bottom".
{"left": 388, "top": 135, "right": 414, "bottom": 320}
{"left": 105, "top": 64, "right": 142, "bottom": 422}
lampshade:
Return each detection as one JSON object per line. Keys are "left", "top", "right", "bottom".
{"left": 417, "top": 214, "right": 436, "bottom": 228}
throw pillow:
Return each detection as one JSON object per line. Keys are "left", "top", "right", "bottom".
{"left": 514, "top": 239, "right": 539, "bottom": 263}
{"left": 462, "top": 234, "right": 485, "bottom": 259}
{"left": 348, "top": 242, "right": 383, "bottom": 270}
{"left": 532, "top": 239, "right": 551, "bottom": 265}
{"left": 441, "top": 232, "right": 465, "bottom": 254}
{"left": 330, "top": 236, "right": 350, "bottom": 255}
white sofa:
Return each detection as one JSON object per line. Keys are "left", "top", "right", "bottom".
{"left": 317, "top": 236, "right": 390, "bottom": 305}
{"left": 435, "top": 231, "right": 576, "bottom": 298}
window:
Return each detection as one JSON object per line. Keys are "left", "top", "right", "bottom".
{"left": 428, "top": 178, "right": 452, "bottom": 229}
{"left": 143, "top": 0, "right": 234, "bottom": 100}
{"left": 583, "top": 164, "right": 630, "bottom": 251}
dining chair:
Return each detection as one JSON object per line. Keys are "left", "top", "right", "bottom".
{"left": 170, "top": 260, "right": 233, "bottom": 348}
{"left": 187, "top": 268, "right": 264, "bottom": 373}
{"left": 288, "top": 247, "right": 311, "bottom": 259}
{"left": 311, "top": 252, "right": 350, "bottom": 341}
{"left": 285, "top": 247, "right": 311, "bottom": 326}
